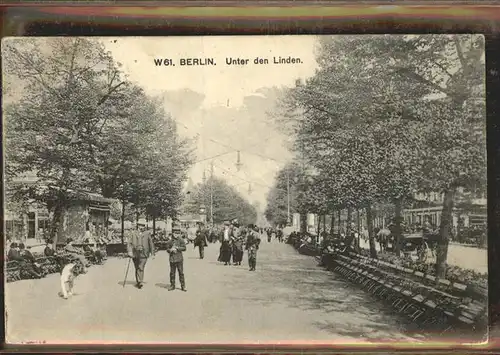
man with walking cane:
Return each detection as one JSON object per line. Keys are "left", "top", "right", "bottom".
{"left": 166, "top": 225, "right": 187, "bottom": 291}
{"left": 126, "top": 223, "right": 155, "bottom": 289}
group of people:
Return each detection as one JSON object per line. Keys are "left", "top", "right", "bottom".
{"left": 7, "top": 242, "right": 45, "bottom": 278}
{"left": 216, "top": 220, "right": 262, "bottom": 271}
{"left": 6, "top": 234, "right": 106, "bottom": 280}
{"left": 126, "top": 223, "right": 188, "bottom": 291}
{"left": 125, "top": 219, "right": 266, "bottom": 292}
{"left": 264, "top": 227, "right": 284, "bottom": 243}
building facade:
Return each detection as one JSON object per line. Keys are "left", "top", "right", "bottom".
{"left": 5, "top": 191, "right": 115, "bottom": 245}
{"left": 4, "top": 170, "right": 116, "bottom": 245}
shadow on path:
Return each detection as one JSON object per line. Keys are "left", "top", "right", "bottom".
{"left": 225, "top": 245, "right": 414, "bottom": 339}
{"left": 117, "top": 281, "right": 148, "bottom": 286}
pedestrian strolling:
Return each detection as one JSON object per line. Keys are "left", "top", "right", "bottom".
{"left": 194, "top": 223, "right": 208, "bottom": 259}
{"left": 220, "top": 221, "right": 233, "bottom": 265}
{"left": 232, "top": 228, "right": 245, "bottom": 265}
{"left": 245, "top": 225, "right": 261, "bottom": 271}
{"left": 166, "top": 226, "right": 187, "bottom": 291}
{"left": 126, "top": 223, "right": 155, "bottom": 289}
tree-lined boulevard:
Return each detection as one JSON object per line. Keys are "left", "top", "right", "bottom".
{"left": 6, "top": 242, "right": 418, "bottom": 344}
{"left": 3, "top": 35, "right": 487, "bottom": 344}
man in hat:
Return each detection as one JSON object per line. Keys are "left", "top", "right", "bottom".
{"left": 194, "top": 222, "right": 208, "bottom": 259}
{"left": 127, "top": 223, "right": 155, "bottom": 289}
{"left": 166, "top": 225, "right": 187, "bottom": 291}
{"left": 245, "top": 224, "right": 261, "bottom": 271}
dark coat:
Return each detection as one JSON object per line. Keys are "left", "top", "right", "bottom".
{"left": 21, "top": 249, "right": 35, "bottom": 263}
{"left": 127, "top": 230, "right": 155, "bottom": 259}
{"left": 44, "top": 246, "right": 55, "bottom": 257}
{"left": 246, "top": 231, "right": 261, "bottom": 250}
{"left": 194, "top": 229, "right": 208, "bottom": 247}
{"left": 8, "top": 249, "right": 23, "bottom": 262}
{"left": 166, "top": 237, "right": 187, "bottom": 263}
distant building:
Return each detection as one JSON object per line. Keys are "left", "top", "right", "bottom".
{"left": 402, "top": 188, "right": 486, "bottom": 228}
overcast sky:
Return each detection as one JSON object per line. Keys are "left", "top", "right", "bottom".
{"left": 102, "top": 36, "right": 319, "bottom": 210}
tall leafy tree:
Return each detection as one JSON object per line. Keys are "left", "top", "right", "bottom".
{"left": 264, "top": 162, "right": 301, "bottom": 226}
{"left": 275, "top": 34, "right": 485, "bottom": 277}
{"left": 3, "top": 38, "right": 129, "bottom": 243}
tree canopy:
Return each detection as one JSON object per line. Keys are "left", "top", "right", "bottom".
{"left": 3, "top": 37, "right": 194, "bottom": 242}
{"left": 268, "top": 34, "right": 485, "bottom": 276}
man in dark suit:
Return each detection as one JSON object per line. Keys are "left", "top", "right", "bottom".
{"left": 127, "top": 224, "right": 155, "bottom": 289}
{"left": 194, "top": 223, "right": 208, "bottom": 259}
{"left": 166, "top": 226, "right": 187, "bottom": 291}
{"left": 245, "top": 225, "right": 261, "bottom": 271}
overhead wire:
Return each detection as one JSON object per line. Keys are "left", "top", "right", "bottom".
{"left": 212, "top": 161, "right": 285, "bottom": 191}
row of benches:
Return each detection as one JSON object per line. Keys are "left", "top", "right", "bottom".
{"left": 347, "top": 251, "right": 487, "bottom": 303}
{"left": 327, "top": 252, "right": 486, "bottom": 331}
{"left": 6, "top": 251, "right": 105, "bottom": 283}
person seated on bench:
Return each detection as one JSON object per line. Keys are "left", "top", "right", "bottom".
{"left": 44, "top": 240, "right": 65, "bottom": 271}
{"left": 7, "top": 242, "right": 23, "bottom": 262}
{"left": 19, "top": 243, "right": 43, "bottom": 278}
{"left": 83, "top": 238, "right": 104, "bottom": 264}
{"left": 318, "top": 236, "right": 334, "bottom": 267}
{"left": 44, "top": 241, "right": 55, "bottom": 257}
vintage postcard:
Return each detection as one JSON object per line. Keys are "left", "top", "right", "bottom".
{"left": 2, "top": 35, "right": 487, "bottom": 345}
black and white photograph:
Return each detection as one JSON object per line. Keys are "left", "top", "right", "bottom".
{"left": 3, "top": 35, "right": 487, "bottom": 344}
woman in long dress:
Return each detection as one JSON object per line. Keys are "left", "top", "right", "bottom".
{"left": 219, "top": 223, "right": 232, "bottom": 265}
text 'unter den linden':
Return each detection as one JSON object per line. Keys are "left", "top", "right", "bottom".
{"left": 154, "top": 56, "right": 303, "bottom": 67}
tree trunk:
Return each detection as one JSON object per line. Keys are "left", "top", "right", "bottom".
{"left": 300, "top": 213, "right": 307, "bottom": 234}
{"left": 357, "top": 209, "right": 361, "bottom": 232}
{"left": 356, "top": 209, "right": 361, "bottom": 249}
{"left": 338, "top": 210, "right": 341, "bottom": 235}
{"left": 394, "top": 197, "right": 403, "bottom": 257}
{"left": 316, "top": 215, "right": 320, "bottom": 243}
{"left": 50, "top": 202, "right": 64, "bottom": 247}
{"left": 322, "top": 215, "right": 326, "bottom": 232}
{"left": 330, "top": 211, "right": 335, "bottom": 236}
{"left": 366, "top": 204, "right": 377, "bottom": 259}
{"left": 346, "top": 207, "right": 352, "bottom": 235}
{"left": 120, "top": 200, "right": 126, "bottom": 245}
{"left": 436, "top": 188, "right": 456, "bottom": 279}
{"left": 152, "top": 215, "right": 156, "bottom": 238}
{"left": 136, "top": 212, "right": 140, "bottom": 230}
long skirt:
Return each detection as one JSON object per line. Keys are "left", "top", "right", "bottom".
{"left": 220, "top": 241, "right": 232, "bottom": 263}
{"left": 232, "top": 244, "right": 244, "bottom": 263}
